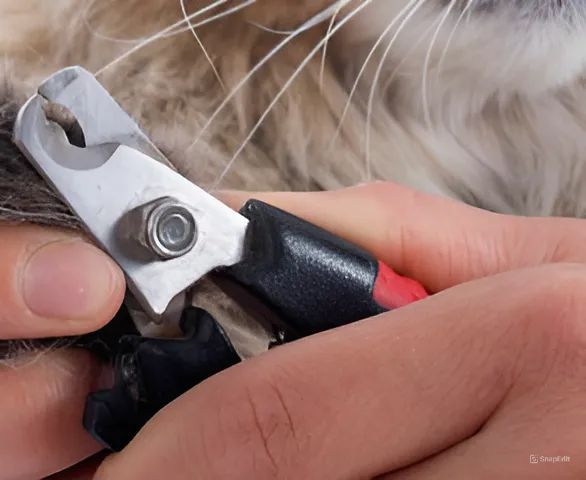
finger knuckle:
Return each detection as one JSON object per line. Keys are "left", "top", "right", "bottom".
{"left": 195, "top": 367, "right": 301, "bottom": 479}
{"left": 520, "top": 264, "right": 586, "bottom": 368}
{"left": 532, "top": 264, "right": 586, "bottom": 326}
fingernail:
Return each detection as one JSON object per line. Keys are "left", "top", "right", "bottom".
{"left": 22, "top": 240, "right": 120, "bottom": 321}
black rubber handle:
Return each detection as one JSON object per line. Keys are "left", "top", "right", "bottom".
{"left": 83, "top": 307, "right": 240, "bottom": 451}
{"left": 225, "top": 199, "right": 386, "bottom": 338}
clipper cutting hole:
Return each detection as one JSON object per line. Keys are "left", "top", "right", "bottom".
{"left": 43, "top": 102, "right": 87, "bottom": 148}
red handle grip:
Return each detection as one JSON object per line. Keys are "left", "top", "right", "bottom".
{"left": 372, "top": 261, "right": 428, "bottom": 310}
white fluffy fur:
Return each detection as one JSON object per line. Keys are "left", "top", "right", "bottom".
{"left": 2, "top": 0, "right": 586, "bottom": 216}
{"left": 342, "top": 1, "right": 586, "bottom": 214}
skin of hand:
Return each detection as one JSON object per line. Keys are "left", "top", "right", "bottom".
{"left": 4, "top": 181, "right": 586, "bottom": 479}
{"left": 87, "top": 182, "right": 586, "bottom": 480}
{"left": 0, "top": 226, "right": 125, "bottom": 480}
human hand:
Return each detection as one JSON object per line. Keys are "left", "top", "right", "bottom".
{"left": 0, "top": 225, "right": 125, "bottom": 480}
{"left": 94, "top": 183, "right": 586, "bottom": 479}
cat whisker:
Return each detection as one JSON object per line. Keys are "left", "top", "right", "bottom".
{"left": 421, "top": 0, "right": 457, "bottom": 128}
{"left": 329, "top": 0, "right": 420, "bottom": 154}
{"left": 94, "top": 0, "right": 245, "bottom": 77}
{"left": 185, "top": 0, "right": 353, "bottom": 155}
{"left": 180, "top": 0, "right": 226, "bottom": 91}
{"left": 246, "top": 22, "right": 296, "bottom": 35}
{"left": 82, "top": 0, "right": 145, "bottom": 45}
{"left": 83, "top": 0, "right": 247, "bottom": 45}
{"left": 364, "top": 0, "right": 429, "bottom": 180}
{"left": 211, "top": 0, "right": 373, "bottom": 189}
{"left": 436, "top": 0, "right": 476, "bottom": 78}
{"left": 382, "top": 15, "right": 451, "bottom": 95}
{"left": 173, "top": 0, "right": 259, "bottom": 36}
{"left": 320, "top": 2, "right": 345, "bottom": 92}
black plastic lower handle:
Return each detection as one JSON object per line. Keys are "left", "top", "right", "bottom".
{"left": 83, "top": 307, "right": 240, "bottom": 451}
{"left": 225, "top": 200, "right": 388, "bottom": 339}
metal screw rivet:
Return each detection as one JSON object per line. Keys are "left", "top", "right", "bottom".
{"left": 147, "top": 200, "right": 198, "bottom": 259}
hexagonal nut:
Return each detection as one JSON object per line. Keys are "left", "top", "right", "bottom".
{"left": 116, "top": 197, "right": 198, "bottom": 261}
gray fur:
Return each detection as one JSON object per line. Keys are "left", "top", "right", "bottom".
{"left": 0, "top": 90, "right": 80, "bottom": 229}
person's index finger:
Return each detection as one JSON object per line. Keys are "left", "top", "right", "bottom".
{"left": 218, "top": 182, "right": 586, "bottom": 292}
{"left": 0, "top": 224, "right": 125, "bottom": 339}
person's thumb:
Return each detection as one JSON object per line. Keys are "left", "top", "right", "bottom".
{"left": 0, "top": 225, "right": 125, "bottom": 339}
